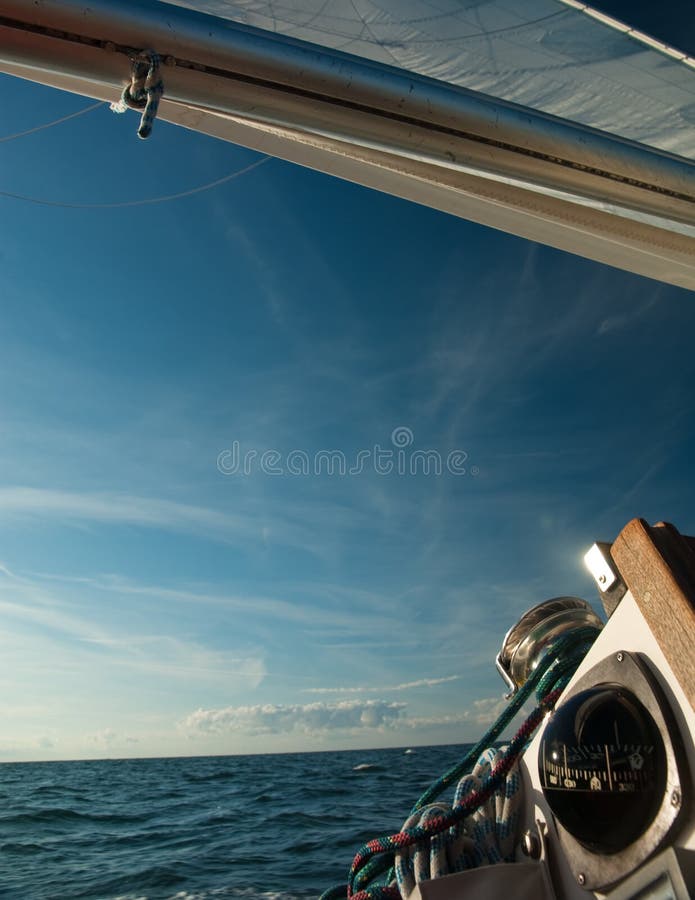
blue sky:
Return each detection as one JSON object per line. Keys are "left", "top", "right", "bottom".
{"left": 1, "top": 16, "right": 694, "bottom": 760}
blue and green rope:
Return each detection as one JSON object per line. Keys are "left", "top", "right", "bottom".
{"left": 320, "top": 626, "right": 597, "bottom": 900}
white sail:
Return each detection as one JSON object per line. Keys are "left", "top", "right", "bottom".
{"left": 1, "top": 0, "right": 694, "bottom": 287}
{"left": 166, "top": 0, "right": 695, "bottom": 160}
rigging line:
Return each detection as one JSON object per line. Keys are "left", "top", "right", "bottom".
{"left": 0, "top": 101, "right": 105, "bottom": 143}
{"left": 0, "top": 155, "right": 271, "bottom": 209}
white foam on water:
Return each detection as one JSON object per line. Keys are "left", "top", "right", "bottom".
{"left": 168, "top": 889, "right": 304, "bottom": 899}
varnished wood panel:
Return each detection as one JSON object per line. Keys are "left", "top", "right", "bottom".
{"left": 611, "top": 518, "right": 695, "bottom": 711}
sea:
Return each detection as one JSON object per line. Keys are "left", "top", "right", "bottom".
{"left": 0, "top": 743, "right": 473, "bottom": 900}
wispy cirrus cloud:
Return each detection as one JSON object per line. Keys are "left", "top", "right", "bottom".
{"left": 0, "top": 485, "right": 250, "bottom": 529}
{"left": 303, "top": 675, "right": 461, "bottom": 694}
{"left": 181, "top": 699, "right": 405, "bottom": 736}
{"left": 0, "top": 485, "right": 329, "bottom": 559}
{"left": 26, "top": 568, "right": 400, "bottom": 637}
{"left": 0, "top": 565, "right": 267, "bottom": 689}
{"left": 83, "top": 634, "right": 268, "bottom": 687}
{"left": 596, "top": 291, "right": 661, "bottom": 335}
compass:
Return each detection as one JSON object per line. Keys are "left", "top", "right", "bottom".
{"left": 536, "top": 651, "right": 687, "bottom": 890}
{"left": 539, "top": 685, "right": 666, "bottom": 853}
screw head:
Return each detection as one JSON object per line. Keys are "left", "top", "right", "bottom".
{"left": 616, "top": 652, "right": 624, "bottom": 662}
{"left": 578, "top": 873, "right": 586, "bottom": 886}
{"left": 520, "top": 830, "right": 541, "bottom": 859}
{"left": 671, "top": 788, "right": 681, "bottom": 808}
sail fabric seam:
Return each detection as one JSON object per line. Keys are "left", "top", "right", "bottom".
{"left": 178, "top": 2, "right": 685, "bottom": 62}
{"left": 262, "top": 10, "right": 573, "bottom": 48}
{"left": 346, "top": 0, "right": 401, "bottom": 71}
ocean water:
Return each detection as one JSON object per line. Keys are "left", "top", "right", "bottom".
{"left": 0, "top": 744, "right": 473, "bottom": 899}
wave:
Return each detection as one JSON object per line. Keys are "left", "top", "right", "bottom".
{"left": 0, "top": 744, "right": 474, "bottom": 899}
{"left": 184, "top": 771, "right": 237, "bottom": 784}
{"left": 1, "top": 840, "right": 60, "bottom": 854}
{"left": 107, "top": 885, "right": 314, "bottom": 900}
{"left": 264, "top": 810, "right": 339, "bottom": 828}
{"left": 165, "top": 890, "right": 314, "bottom": 900}
{"left": 66, "top": 864, "right": 187, "bottom": 897}
{"left": 32, "top": 784, "right": 89, "bottom": 796}
{"left": 1, "top": 807, "right": 150, "bottom": 826}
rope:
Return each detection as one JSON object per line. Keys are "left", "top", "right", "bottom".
{"left": 0, "top": 101, "right": 104, "bottom": 143}
{"left": 320, "top": 627, "right": 598, "bottom": 900}
{"left": 394, "top": 745, "right": 523, "bottom": 895}
{"left": 110, "top": 50, "right": 164, "bottom": 139}
{"left": 0, "top": 156, "right": 271, "bottom": 209}
{"left": 410, "top": 625, "right": 597, "bottom": 815}
{"left": 348, "top": 692, "right": 561, "bottom": 900}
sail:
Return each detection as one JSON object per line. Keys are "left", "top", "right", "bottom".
{"left": 1, "top": 0, "right": 694, "bottom": 288}
{"left": 165, "top": 0, "right": 695, "bottom": 161}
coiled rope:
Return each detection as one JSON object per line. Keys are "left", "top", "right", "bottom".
{"left": 394, "top": 744, "right": 523, "bottom": 895}
{"left": 320, "top": 627, "right": 597, "bottom": 900}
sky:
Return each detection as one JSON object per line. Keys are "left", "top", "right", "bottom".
{"left": 0, "top": 2, "right": 694, "bottom": 762}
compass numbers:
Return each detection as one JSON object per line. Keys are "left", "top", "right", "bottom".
{"left": 543, "top": 743, "right": 656, "bottom": 792}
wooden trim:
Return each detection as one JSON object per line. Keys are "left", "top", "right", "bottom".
{"left": 611, "top": 518, "right": 695, "bottom": 710}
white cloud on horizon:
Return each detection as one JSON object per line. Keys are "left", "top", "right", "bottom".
{"left": 89, "top": 727, "right": 117, "bottom": 745}
{"left": 303, "top": 675, "right": 461, "bottom": 694}
{"left": 86, "top": 729, "right": 140, "bottom": 747}
{"left": 472, "top": 696, "right": 509, "bottom": 725}
{"left": 181, "top": 699, "right": 405, "bottom": 736}
{"left": 403, "top": 712, "right": 470, "bottom": 729}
